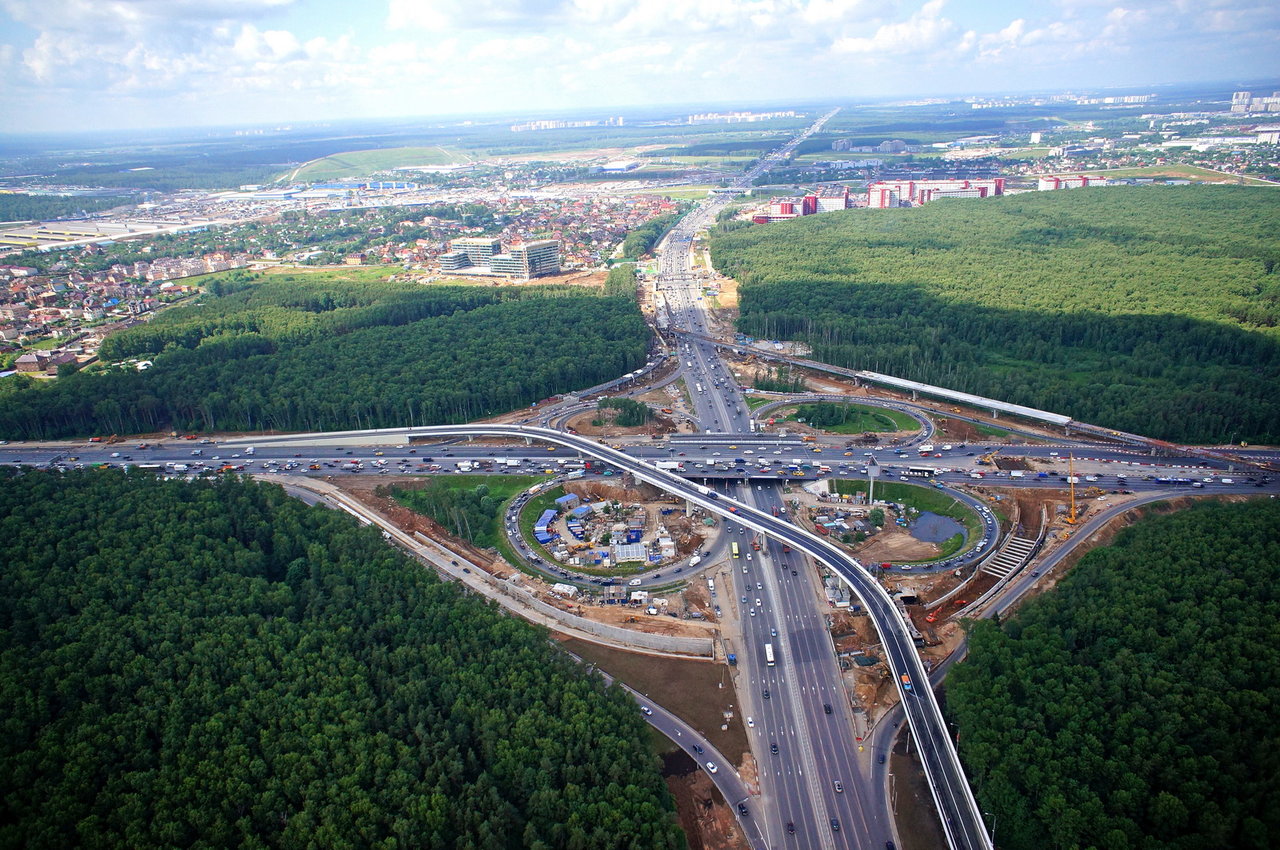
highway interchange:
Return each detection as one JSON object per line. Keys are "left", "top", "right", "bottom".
{"left": 3, "top": 109, "right": 1276, "bottom": 850}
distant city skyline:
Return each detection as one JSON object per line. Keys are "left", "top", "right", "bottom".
{"left": 3, "top": 0, "right": 1279, "bottom": 132}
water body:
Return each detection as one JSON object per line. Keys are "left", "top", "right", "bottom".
{"left": 910, "top": 511, "right": 964, "bottom": 543}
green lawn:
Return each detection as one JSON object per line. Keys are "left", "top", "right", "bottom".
{"left": 744, "top": 395, "right": 774, "bottom": 410}
{"left": 830, "top": 478, "right": 982, "bottom": 563}
{"left": 789, "top": 402, "right": 920, "bottom": 433}
{"left": 1076, "top": 164, "right": 1276, "bottom": 186}
{"left": 289, "top": 146, "right": 474, "bottom": 182}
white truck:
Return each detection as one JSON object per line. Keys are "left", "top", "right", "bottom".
{"left": 918, "top": 444, "right": 935, "bottom": 454}
{"left": 655, "top": 461, "right": 683, "bottom": 471}
{"left": 458, "top": 461, "right": 474, "bottom": 472}
{"left": 688, "top": 556, "right": 702, "bottom": 568}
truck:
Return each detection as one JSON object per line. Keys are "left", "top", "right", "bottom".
{"left": 900, "top": 674, "right": 913, "bottom": 692}
{"left": 918, "top": 444, "right": 934, "bottom": 454}
{"left": 688, "top": 556, "right": 702, "bottom": 567}
{"left": 655, "top": 461, "right": 683, "bottom": 471}
{"left": 244, "top": 447, "right": 255, "bottom": 455}
{"left": 458, "top": 461, "right": 474, "bottom": 472}
{"left": 801, "top": 435, "right": 817, "bottom": 443}
{"left": 1009, "top": 470, "right": 1024, "bottom": 478}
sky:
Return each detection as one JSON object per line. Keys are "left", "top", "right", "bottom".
{"left": 2, "top": 0, "right": 1279, "bottom": 132}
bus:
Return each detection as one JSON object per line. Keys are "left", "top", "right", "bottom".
{"left": 731, "top": 542, "right": 740, "bottom": 559}
{"left": 904, "top": 467, "right": 936, "bottom": 478}
{"left": 764, "top": 643, "right": 776, "bottom": 667}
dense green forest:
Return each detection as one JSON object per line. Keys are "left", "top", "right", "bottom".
{"left": 0, "top": 469, "right": 684, "bottom": 850}
{"left": 711, "top": 187, "right": 1280, "bottom": 443}
{"left": 0, "top": 271, "right": 651, "bottom": 439}
{"left": 0, "top": 193, "right": 134, "bottom": 222}
{"left": 949, "top": 499, "right": 1280, "bottom": 850}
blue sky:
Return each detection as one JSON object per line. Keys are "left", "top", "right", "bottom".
{"left": 2, "top": 0, "right": 1278, "bottom": 132}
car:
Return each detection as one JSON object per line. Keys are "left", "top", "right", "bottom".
{"left": 791, "top": 569, "right": 798, "bottom": 576}
{"left": 756, "top": 582, "right": 763, "bottom": 590}
{"left": 705, "top": 761, "right": 718, "bottom": 774}
{"left": 741, "top": 596, "right": 748, "bottom": 604}
{"left": 786, "top": 822, "right": 795, "bottom": 835}
{"left": 737, "top": 802, "right": 749, "bottom": 817}
{"left": 755, "top": 598, "right": 762, "bottom": 606}
{"left": 747, "top": 716, "right": 754, "bottom": 728}
{"left": 692, "top": 744, "right": 704, "bottom": 754}
{"left": 640, "top": 706, "right": 653, "bottom": 716}
{"left": 771, "top": 742, "right": 779, "bottom": 755}
{"left": 878, "top": 754, "right": 886, "bottom": 764}
{"left": 750, "top": 609, "right": 756, "bottom": 617}
{"left": 823, "top": 703, "right": 832, "bottom": 714}
{"left": 770, "top": 627, "right": 777, "bottom": 637}
{"left": 830, "top": 818, "right": 840, "bottom": 833}
{"left": 763, "top": 689, "right": 770, "bottom": 700}
{"left": 886, "top": 843, "right": 895, "bottom": 850}
{"left": 833, "top": 780, "right": 843, "bottom": 793}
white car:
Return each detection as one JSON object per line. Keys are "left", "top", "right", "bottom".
{"left": 747, "top": 716, "right": 755, "bottom": 728}
{"left": 706, "top": 761, "right": 718, "bottom": 774}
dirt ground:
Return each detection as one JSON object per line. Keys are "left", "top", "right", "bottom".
{"left": 663, "top": 752, "right": 750, "bottom": 850}
{"left": 559, "top": 637, "right": 750, "bottom": 767}
{"left": 854, "top": 528, "right": 946, "bottom": 564}
{"left": 571, "top": 603, "right": 719, "bottom": 637}
{"left": 566, "top": 409, "right": 678, "bottom": 438}
{"left": 891, "top": 727, "right": 949, "bottom": 850}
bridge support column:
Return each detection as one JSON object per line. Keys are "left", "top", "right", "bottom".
{"left": 685, "top": 499, "right": 695, "bottom": 517}
{"left": 911, "top": 390, "right": 918, "bottom": 401}
{"left": 990, "top": 409, "right": 1000, "bottom": 419}
{"left": 524, "top": 437, "right": 532, "bottom": 446}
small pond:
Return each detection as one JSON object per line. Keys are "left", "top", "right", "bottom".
{"left": 909, "top": 511, "right": 964, "bottom": 543}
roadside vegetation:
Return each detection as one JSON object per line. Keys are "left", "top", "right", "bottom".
{"left": 594, "top": 398, "right": 652, "bottom": 427}
{"left": 0, "top": 270, "right": 651, "bottom": 439}
{"left": 0, "top": 468, "right": 685, "bottom": 850}
{"left": 711, "top": 186, "right": 1280, "bottom": 444}
{"left": 389, "top": 474, "right": 546, "bottom": 549}
{"left": 621, "top": 213, "right": 681, "bottom": 259}
{"left": 950, "top": 499, "right": 1280, "bottom": 850}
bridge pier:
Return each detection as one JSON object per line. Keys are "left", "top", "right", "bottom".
{"left": 990, "top": 409, "right": 1000, "bottom": 419}
{"left": 685, "top": 499, "right": 696, "bottom": 517}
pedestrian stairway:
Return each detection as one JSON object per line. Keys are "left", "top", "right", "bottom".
{"left": 980, "top": 536, "right": 1036, "bottom": 579}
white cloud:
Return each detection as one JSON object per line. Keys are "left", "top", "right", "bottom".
{"left": 832, "top": 0, "right": 957, "bottom": 55}
{"left": 2, "top": 0, "right": 1279, "bottom": 130}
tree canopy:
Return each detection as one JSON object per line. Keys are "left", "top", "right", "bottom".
{"left": 0, "top": 272, "right": 651, "bottom": 439}
{"left": 949, "top": 499, "right": 1280, "bottom": 850}
{"left": 710, "top": 187, "right": 1280, "bottom": 443}
{"left": 0, "top": 468, "right": 685, "bottom": 850}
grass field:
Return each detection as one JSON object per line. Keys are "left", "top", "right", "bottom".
{"left": 1076, "top": 164, "right": 1276, "bottom": 186}
{"left": 788, "top": 402, "right": 919, "bottom": 433}
{"left": 288, "top": 146, "right": 474, "bottom": 182}
{"left": 392, "top": 474, "right": 546, "bottom": 549}
{"left": 628, "top": 185, "right": 720, "bottom": 200}
{"left": 743, "top": 395, "right": 774, "bottom": 410}
{"left": 831, "top": 478, "right": 981, "bottom": 561}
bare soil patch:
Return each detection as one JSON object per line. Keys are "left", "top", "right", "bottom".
{"left": 559, "top": 637, "right": 750, "bottom": 768}
{"left": 663, "top": 752, "right": 750, "bottom": 850}
{"left": 852, "top": 528, "right": 942, "bottom": 563}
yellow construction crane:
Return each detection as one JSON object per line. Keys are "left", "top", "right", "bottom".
{"left": 977, "top": 448, "right": 1002, "bottom": 466}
